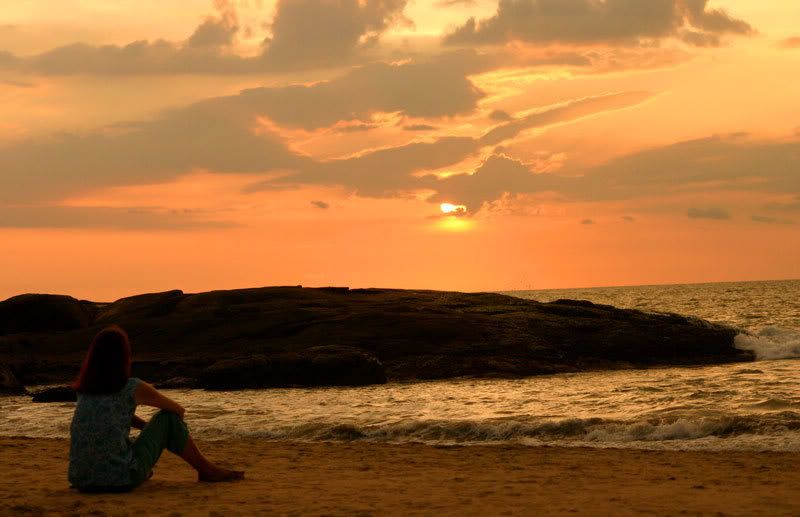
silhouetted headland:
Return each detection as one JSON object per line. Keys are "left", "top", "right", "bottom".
{"left": 0, "top": 286, "right": 751, "bottom": 395}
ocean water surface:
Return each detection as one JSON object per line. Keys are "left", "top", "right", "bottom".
{"left": 2, "top": 280, "right": 799, "bottom": 451}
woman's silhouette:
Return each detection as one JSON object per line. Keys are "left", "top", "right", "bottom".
{"left": 68, "top": 325, "right": 244, "bottom": 492}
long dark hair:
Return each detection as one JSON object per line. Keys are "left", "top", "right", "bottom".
{"left": 73, "top": 325, "right": 132, "bottom": 394}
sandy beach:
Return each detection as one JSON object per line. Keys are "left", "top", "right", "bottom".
{"left": 2, "top": 438, "right": 799, "bottom": 516}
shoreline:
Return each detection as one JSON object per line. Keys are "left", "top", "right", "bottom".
{"left": 3, "top": 438, "right": 800, "bottom": 515}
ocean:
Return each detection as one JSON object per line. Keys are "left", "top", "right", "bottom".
{"left": 2, "top": 280, "right": 799, "bottom": 451}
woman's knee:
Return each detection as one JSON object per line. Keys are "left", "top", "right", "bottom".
{"left": 152, "top": 409, "right": 182, "bottom": 421}
{"left": 149, "top": 410, "right": 186, "bottom": 432}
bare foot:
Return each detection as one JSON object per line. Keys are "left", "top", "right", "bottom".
{"left": 198, "top": 467, "right": 245, "bottom": 482}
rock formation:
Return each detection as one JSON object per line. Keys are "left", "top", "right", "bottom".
{"left": 0, "top": 287, "right": 750, "bottom": 392}
{"left": 0, "top": 363, "right": 25, "bottom": 395}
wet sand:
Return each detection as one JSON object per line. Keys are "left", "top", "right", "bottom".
{"left": 1, "top": 438, "right": 799, "bottom": 515}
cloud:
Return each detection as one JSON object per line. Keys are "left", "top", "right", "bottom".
{"left": 489, "top": 110, "right": 513, "bottom": 122}
{"left": 293, "top": 136, "right": 480, "bottom": 196}
{"left": 1, "top": 78, "right": 33, "bottom": 88}
{"left": 311, "top": 200, "right": 330, "bottom": 209}
{"left": 0, "top": 0, "right": 409, "bottom": 75}
{"left": 751, "top": 215, "right": 794, "bottom": 225}
{"left": 333, "top": 123, "right": 378, "bottom": 133}
{"left": 428, "top": 133, "right": 800, "bottom": 214}
{"left": 236, "top": 51, "right": 487, "bottom": 129}
{"left": 426, "top": 154, "right": 565, "bottom": 211}
{"left": 0, "top": 49, "right": 493, "bottom": 206}
{"left": 0, "top": 97, "right": 310, "bottom": 203}
{"left": 444, "top": 0, "right": 753, "bottom": 48}
{"left": 0, "top": 205, "right": 233, "bottom": 230}
{"left": 781, "top": 36, "right": 800, "bottom": 49}
{"left": 187, "top": 0, "right": 239, "bottom": 48}
{"left": 764, "top": 196, "right": 800, "bottom": 214}
{"left": 0, "top": 89, "right": 654, "bottom": 227}
{"left": 581, "top": 218, "right": 594, "bottom": 225}
{"left": 403, "top": 124, "right": 438, "bottom": 131}
{"left": 687, "top": 207, "right": 730, "bottom": 220}
{"left": 480, "top": 91, "right": 653, "bottom": 146}
{"left": 263, "top": 0, "right": 409, "bottom": 69}
{"left": 622, "top": 215, "right": 635, "bottom": 222}
{"left": 264, "top": 91, "right": 653, "bottom": 197}
{"left": 0, "top": 50, "right": 18, "bottom": 67}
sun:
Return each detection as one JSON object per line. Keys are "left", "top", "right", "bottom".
{"left": 440, "top": 203, "right": 467, "bottom": 215}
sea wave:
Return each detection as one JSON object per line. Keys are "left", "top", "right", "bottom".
{"left": 196, "top": 412, "right": 800, "bottom": 448}
{"left": 735, "top": 327, "right": 800, "bottom": 360}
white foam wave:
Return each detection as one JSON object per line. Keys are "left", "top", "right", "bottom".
{"left": 735, "top": 327, "right": 800, "bottom": 360}
{"left": 191, "top": 412, "right": 800, "bottom": 450}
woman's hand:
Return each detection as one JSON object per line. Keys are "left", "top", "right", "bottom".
{"left": 134, "top": 381, "right": 187, "bottom": 418}
{"left": 131, "top": 414, "right": 147, "bottom": 430}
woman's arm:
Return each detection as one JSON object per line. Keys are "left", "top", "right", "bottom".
{"left": 131, "top": 414, "right": 147, "bottom": 430}
{"left": 134, "top": 381, "right": 186, "bottom": 419}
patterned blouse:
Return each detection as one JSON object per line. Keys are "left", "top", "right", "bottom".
{"left": 68, "top": 377, "right": 141, "bottom": 488}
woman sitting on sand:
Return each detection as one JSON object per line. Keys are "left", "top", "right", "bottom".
{"left": 68, "top": 325, "right": 244, "bottom": 492}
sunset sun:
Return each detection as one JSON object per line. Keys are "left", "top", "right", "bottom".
{"left": 439, "top": 203, "right": 467, "bottom": 215}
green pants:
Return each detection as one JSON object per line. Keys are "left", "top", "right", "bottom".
{"left": 128, "top": 410, "right": 190, "bottom": 487}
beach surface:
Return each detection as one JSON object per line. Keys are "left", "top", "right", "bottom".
{"left": 2, "top": 438, "right": 799, "bottom": 516}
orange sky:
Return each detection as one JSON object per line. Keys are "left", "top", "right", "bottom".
{"left": 1, "top": 0, "right": 799, "bottom": 300}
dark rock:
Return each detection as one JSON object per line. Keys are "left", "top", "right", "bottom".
{"left": 94, "top": 290, "right": 184, "bottom": 324}
{"left": 30, "top": 385, "right": 76, "bottom": 403}
{"left": 0, "top": 363, "right": 26, "bottom": 395}
{"left": 199, "top": 346, "right": 386, "bottom": 390}
{"left": 154, "top": 377, "right": 196, "bottom": 389}
{"left": 0, "top": 287, "right": 750, "bottom": 388}
{"left": 0, "top": 294, "right": 95, "bottom": 335}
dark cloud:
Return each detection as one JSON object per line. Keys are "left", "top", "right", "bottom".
{"left": 622, "top": 215, "right": 635, "bottom": 222}
{"left": 0, "top": 205, "right": 234, "bottom": 230}
{"left": 311, "top": 200, "right": 330, "bottom": 209}
{"left": 0, "top": 50, "right": 18, "bottom": 67}
{"left": 1, "top": 78, "right": 33, "bottom": 88}
{"left": 263, "top": 0, "right": 409, "bottom": 69}
{"left": 579, "top": 135, "right": 800, "bottom": 199}
{"left": 764, "top": 196, "right": 800, "bottom": 214}
{"left": 0, "top": 90, "right": 654, "bottom": 226}
{"left": 480, "top": 91, "right": 652, "bottom": 146}
{"left": 581, "top": 218, "right": 594, "bottom": 225}
{"left": 0, "top": 51, "right": 490, "bottom": 205}
{"left": 489, "top": 109, "right": 513, "bottom": 122}
{"left": 444, "top": 0, "right": 753, "bottom": 47}
{"left": 333, "top": 123, "right": 378, "bottom": 133}
{"left": 0, "top": 97, "right": 311, "bottom": 203}
{"left": 428, "top": 133, "right": 800, "bottom": 214}
{"left": 187, "top": 0, "right": 239, "bottom": 48}
{"left": 687, "top": 207, "right": 730, "bottom": 220}
{"left": 236, "top": 51, "right": 487, "bottom": 129}
{"left": 751, "top": 215, "right": 795, "bottom": 225}
{"left": 0, "top": 0, "right": 409, "bottom": 75}
{"left": 21, "top": 39, "right": 251, "bottom": 76}
{"left": 266, "top": 92, "right": 653, "bottom": 197}
{"left": 403, "top": 124, "right": 438, "bottom": 131}
{"left": 426, "top": 155, "right": 552, "bottom": 211}
{"left": 294, "top": 136, "right": 479, "bottom": 196}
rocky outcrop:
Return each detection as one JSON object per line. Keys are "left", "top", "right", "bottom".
{"left": 30, "top": 386, "right": 76, "bottom": 403}
{"left": 0, "top": 286, "right": 750, "bottom": 391}
{"left": 0, "top": 294, "right": 95, "bottom": 335}
{"left": 199, "top": 346, "right": 387, "bottom": 390}
{"left": 0, "top": 363, "right": 25, "bottom": 395}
